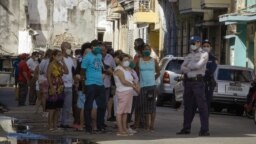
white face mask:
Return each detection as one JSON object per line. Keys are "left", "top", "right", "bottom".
{"left": 190, "top": 45, "right": 198, "bottom": 51}
{"left": 66, "top": 49, "right": 72, "bottom": 55}
{"left": 122, "top": 61, "right": 130, "bottom": 67}
{"left": 35, "top": 57, "right": 39, "bottom": 61}
{"left": 203, "top": 47, "right": 210, "bottom": 53}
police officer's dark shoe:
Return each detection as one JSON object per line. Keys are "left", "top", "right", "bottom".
{"left": 176, "top": 130, "right": 190, "bottom": 135}
{"left": 199, "top": 131, "right": 210, "bottom": 136}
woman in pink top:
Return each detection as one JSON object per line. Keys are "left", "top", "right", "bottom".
{"left": 114, "top": 54, "right": 139, "bottom": 136}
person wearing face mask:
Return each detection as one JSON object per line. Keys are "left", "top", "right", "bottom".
{"left": 73, "top": 42, "right": 94, "bottom": 130}
{"left": 60, "top": 42, "right": 75, "bottom": 129}
{"left": 101, "top": 43, "right": 116, "bottom": 123}
{"left": 46, "top": 49, "right": 68, "bottom": 131}
{"left": 26, "top": 51, "right": 39, "bottom": 105}
{"left": 81, "top": 39, "right": 106, "bottom": 133}
{"left": 202, "top": 39, "right": 218, "bottom": 113}
{"left": 133, "top": 38, "right": 145, "bottom": 64}
{"left": 135, "top": 44, "right": 160, "bottom": 131}
{"left": 114, "top": 54, "right": 139, "bottom": 136}
{"left": 177, "top": 36, "right": 209, "bottom": 136}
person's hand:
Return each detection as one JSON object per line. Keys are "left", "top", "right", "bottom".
{"left": 75, "top": 74, "right": 81, "bottom": 80}
{"left": 133, "top": 84, "right": 140, "bottom": 93}
{"left": 49, "top": 87, "right": 56, "bottom": 95}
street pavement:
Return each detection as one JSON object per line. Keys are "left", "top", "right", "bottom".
{"left": 0, "top": 87, "right": 256, "bottom": 144}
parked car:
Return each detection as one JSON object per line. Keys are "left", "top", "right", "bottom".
{"left": 156, "top": 55, "right": 184, "bottom": 106}
{"left": 173, "top": 65, "right": 255, "bottom": 116}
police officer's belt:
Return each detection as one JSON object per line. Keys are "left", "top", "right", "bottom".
{"left": 185, "top": 75, "right": 203, "bottom": 81}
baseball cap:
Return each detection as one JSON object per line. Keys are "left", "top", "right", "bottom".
{"left": 202, "top": 39, "right": 211, "bottom": 45}
{"left": 190, "top": 36, "right": 202, "bottom": 43}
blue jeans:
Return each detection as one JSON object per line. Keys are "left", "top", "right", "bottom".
{"left": 61, "top": 87, "right": 73, "bottom": 126}
{"left": 84, "top": 84, "right": 106, "bottom": 131}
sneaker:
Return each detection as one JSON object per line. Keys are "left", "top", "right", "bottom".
{"left": 128, "top": 128, "right": 137, "bottom": 134}
{"left": 176, "top": 130, "right": 190, "bottom": 135}
{"left": 199, "top": 131, "right": 210, "bottom": 136}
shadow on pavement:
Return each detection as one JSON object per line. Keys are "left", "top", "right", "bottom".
{"left": 1, "top": 87, "right": 256, "bottom": 144}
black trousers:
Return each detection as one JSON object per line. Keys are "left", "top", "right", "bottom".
{"left": 18, "top": 82, "right": 28, "bottom": 106}
{"left": 182, "top": 80, "right": 209, "bottom": 133}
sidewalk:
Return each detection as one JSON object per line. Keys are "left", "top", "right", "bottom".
{"left": 0, "top": 87, "right": 170, "bottom": 144}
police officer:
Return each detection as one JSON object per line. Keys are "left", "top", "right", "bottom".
{"left": 202, "top": 39, "right": 218, "bottom": 113}
{"left": 177, "top": 36, "right": 210, "bottom": 136}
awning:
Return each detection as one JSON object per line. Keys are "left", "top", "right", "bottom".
{"left": 219, "top": 12, "right": 256, "bottom": 23}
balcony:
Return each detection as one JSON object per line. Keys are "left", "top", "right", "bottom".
{"left": 107, "top": 1, "right": 121, "bottom": 21}
{"left": 201, "top": 0, "right": 231, "bottom": 9}
{"left": 118, "top": 0, "right": 134, "bottom": 11}
{"left": 179, "top": 0, "right": 204, "bottom": 14}
{"left": 133, "top": 0, "right": 158, "bottom": 24}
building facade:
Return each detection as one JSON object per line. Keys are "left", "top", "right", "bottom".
{"left": 220, "top": 0, "right": 256, "bottom": 68}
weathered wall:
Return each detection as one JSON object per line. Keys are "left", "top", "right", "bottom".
{"left": 96, "top": 0, "right": 113, "bottom": 42}
{"left": 0, "top": 0, "right": 27, "bottom": 55}
{"left": 27, "top": 0, "right": 96, "bottom": 49}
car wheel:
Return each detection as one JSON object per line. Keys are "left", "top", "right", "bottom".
{"left": 213, "top": 106, "right": 223, "bottom": 112}
{"left": 235, "top": 106, "right": 244, "bottom": 116}
{"left": 156, "top": 94, "right": 164, "bottom": 106}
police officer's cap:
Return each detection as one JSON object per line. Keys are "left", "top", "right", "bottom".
{"left": 203, "top": 39, "right": 211, "bottom": 45}
{"left": 190, "top": 36, "right": 202, "bottom": 43}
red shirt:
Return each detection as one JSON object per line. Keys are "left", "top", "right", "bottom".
{"left": 18, "top": 60, "right": 32, "bottom": 83}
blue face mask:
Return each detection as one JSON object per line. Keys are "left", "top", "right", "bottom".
{"left": 129, "top": 61, "right": 136, "bottom": 69}
{"left": 142, "top": 50, "right": 151, "bottom": 57}
{"left": 92, "top": 47, "right": 102, "bottom": 55}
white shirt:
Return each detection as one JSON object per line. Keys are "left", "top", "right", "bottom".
{"left": 39, "top": 59, "right": 49, "bottom": 75}
{"left": 181, "top": 48, "right": 208, "bottom": 78}
{"left": 62, "top": 56, "right": 75, "bottom": 87}
{"left": 26, "top": 58, "right": 39, "bottom": 72}
{"left": 103, "top": 54, "right": 116, "bottom": 88}
{"left": 114, "top": 66, "right": 133, "bottom": 92}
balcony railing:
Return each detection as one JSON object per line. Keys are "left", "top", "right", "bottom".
{"left": 201, "top": 0, "right": 231, "bottom": 9}
{"left": 134, "top": 0, "right": 150, "bottom": 12}
{"left": 118, "top": 0, "right": 134, "bottom": 11}
{"left": 133, "top": 0, "right": 157, "bottom": 24}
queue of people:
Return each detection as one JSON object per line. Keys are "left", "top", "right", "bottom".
{"left": 14, "top": 36, "right": 216, "bottom": 137}
{"left": 15, "top": 38, "right": 160, "bottom": 136}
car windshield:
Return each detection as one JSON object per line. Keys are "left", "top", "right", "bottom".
{"left": 217, "top": 68, "right": 253, "bottom": 82}
{"left": 165, "top": 59, "right": 184, "bottom": 74}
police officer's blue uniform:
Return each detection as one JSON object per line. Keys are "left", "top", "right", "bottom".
{"left": 177, "top": 36, "right": 210, "bottom": 136}
{"left": 203, "top": 40, "right": 217, "bottom": 112}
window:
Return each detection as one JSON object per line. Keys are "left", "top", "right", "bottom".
{"left": 165, "top": 59, "right": 184, "bottom": 74}
{"left": 217, "top": 68, "right": 253, "bottom": 82}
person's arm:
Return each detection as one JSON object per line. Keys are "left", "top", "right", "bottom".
{"left": 114, "top": 70, "right": 135, "bottom": 88}
{"left": 34, "top": 66, "right": 39, "bottom": 79}
{"left": 154, "top": 59, "right": 160, "bottom": 79}
{"left": 47, "top": 63, "right": 53, "bottom": 88}
{"left": 206, "top": 55, "right": 218, "bottom": 76}
{"left": 181, "top": 56, "right": 190, "bottom": 74}
{"left": 61, "top": 59, "right": 69, "bottom": 74}
{"left": 189, "top": 52, "right": 209, "bottom": 70}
